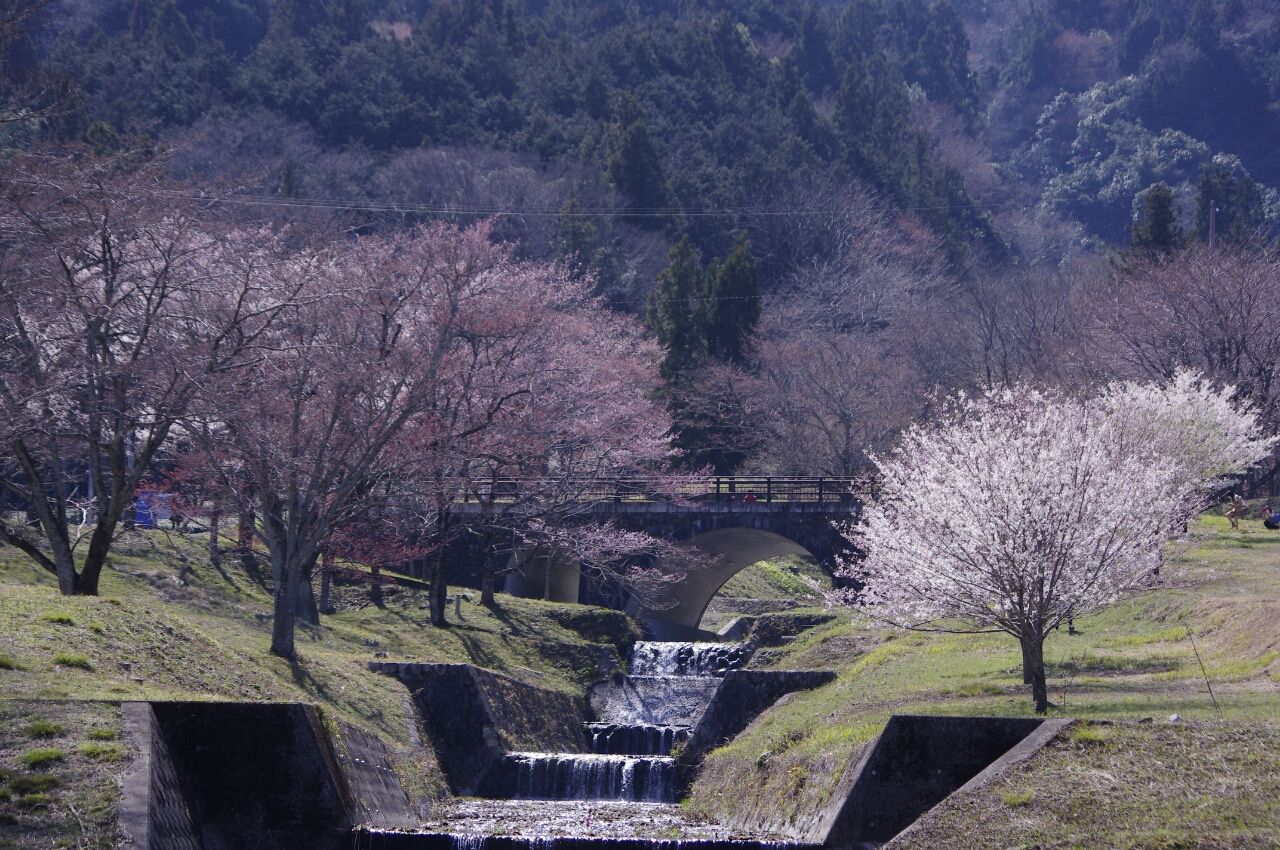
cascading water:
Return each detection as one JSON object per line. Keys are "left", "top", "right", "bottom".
{"left": 506, "top": 753, "right": 676, "bottom": 802}
{"left": 629, "top": 642, "right": 748, "bottom": 677}
{"left": 365, "top": 640, "right": 802, "bottom": 848}
{"left": 587, "top": 723, "right": 688, "bottom": 756}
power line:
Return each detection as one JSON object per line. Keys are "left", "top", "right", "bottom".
{"left": 154, "top": 188, "right": 1016, "bottom": 219}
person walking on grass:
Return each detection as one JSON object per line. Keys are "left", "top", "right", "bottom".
{"left": 1227, "top": 494, "right": 1245, "bottom": 529}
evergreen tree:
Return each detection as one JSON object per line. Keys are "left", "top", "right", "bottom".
{"left": 796, "top": 5, "right": 835, "bottom": 91}
{"left": 703, "top": 235, "right": 760, "bottom": 364}
{"left": 1130, "top": 183, "right": 1183, "bottom": 254}
{"left": 555, "top": 197, "right": 598, "bottom": 279}
{"left": 646, "top": 237, "right": 706, "bottom": 378}
{"left": 607, "top": 109, "right": 672, "bottom": 229}
{"left": 1194, "top": 161, "right": 1265, "bottom": 245}
{"left": 913, "top": 1, "right": 978, "bottom": 120}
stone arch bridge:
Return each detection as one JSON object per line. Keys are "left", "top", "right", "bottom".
{"left": 456, "top": 477, "right": 859, "bottom": 639}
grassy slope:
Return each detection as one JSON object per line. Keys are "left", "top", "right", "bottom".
{"left": 688, "top": 516, "right": 1280, "bottom": 844}
{"left": 890, "top": 720, "right": 1280, "bottom": 850}
{"left": 699, "top": 555, "right": 831, "bottom": 632}
{"left": 0, "top": 528, "right": 638, "bottom": 847}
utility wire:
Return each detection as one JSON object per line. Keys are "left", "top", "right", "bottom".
{"left": 152, "top": 188, "right": 1018, "bottom": 218}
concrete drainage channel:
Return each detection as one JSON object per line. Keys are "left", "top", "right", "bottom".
{"left": 120, "top": 642, "right": 1072, "bottom": 850}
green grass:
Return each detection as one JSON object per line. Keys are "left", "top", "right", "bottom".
{"left": 1067, "top": 723, "right": 1114, "bottom": 746}
{"left": 999, "top": 788, "right": 1035, "bottom": 807}
{"left": 7, "top": 775, "right": 60, "bottom": 794}
{"left": 76, "top": 742, "right": 125, "bottom": 762}
{"left": 0, "top": 702, "right": 123, "bottom": 848}
{"left": 17, "top": 749, "right": 64, "bottom": 769}
{"left": 690, "top": 517, "right": 1280, "bottom": 842}
{"left": 23, "top": 721, "right": 63, "bottom": 739}
{"left": 891, "top": 722, "right": 1280, "bottom": 850}
{"left": 0, "top": 525, "right": 642, "bottom": 840}
{"left": 51, "top": 652, "right": 92, "bottom": 670}
{"left": 699, "top": 555, "right": 831, "bottom": 631}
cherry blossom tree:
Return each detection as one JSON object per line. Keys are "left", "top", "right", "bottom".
{"left": 0, "top": 150, "right": 297, "bottom": 595}
{"left": 1090, "top": 245, "right": 1280, "bottom": 492}
{"left": 834, "top": 372, "right": 1274, "bottom": 712}
{"left": 187, "top": 219, "right": 686, "bottom": 656}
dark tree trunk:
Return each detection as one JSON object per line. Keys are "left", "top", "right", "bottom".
{"left": 270, "top": 550, "right": 297, "bottom": 659}
{"left": 296, "top": 555, "right": 320, "bottom": 626}
{"left": 76, "top": 515, "right": 118, "bottom": 595}
{"left": 318, "top": 551, "right": 334, "bottom": 615}
{"left": 1020, "top": 637, "right": 1035, "bottom": 684}
{"left": 428, "top": 555, "right": 447, "bottom": 626}
{"left": 1023, "top": 634, "right": 1049, "bottom": 714}
{"left": 208, "top": 506, "right": 221, "bottom": 571}
{"left": 481, "top": 562, "right": 496, "bottom": 607}
{"left": 238, "top": 500, "right": 263, "bottom": 585}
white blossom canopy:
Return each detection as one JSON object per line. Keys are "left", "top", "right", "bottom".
{"left": 836, "top": 371, "right": 1275, "bottom": 638}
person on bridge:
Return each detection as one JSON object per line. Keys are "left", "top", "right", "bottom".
{"left": 743, "top": 492, "right": 757, "bottom": 503}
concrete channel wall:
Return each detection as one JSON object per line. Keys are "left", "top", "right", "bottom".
{"left": 369, "top": 661, "right": 589, "bottom": 796}
{"left": 119, "top": 692, "right": 1070, "bottom": 849}
{"left": 120, "top": 701, "right": 415, "bottom": 850}
{"left": 724, "top": 715, "right": 1074, "bottom": 847}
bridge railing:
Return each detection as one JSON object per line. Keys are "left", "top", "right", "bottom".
{"left": 458, "top": 477, "right": 859, "bottom": 505}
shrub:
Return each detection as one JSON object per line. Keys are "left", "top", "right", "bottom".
{"left": 87, "top": 728, "right": 117, "bottom": 741}
{"left": 77, "top": 742, "right": 125, "bottom": 761}
{"left": 41, "top": 611, "right": 75, "bottom": 625}
{"left": 19, "top": 748, "right": 65, "bottom": 769}
{"left": 25, "top": 720, "right": 64, "bottom": 738}
{"left": 53, "top": 653, "right": 92, "bottom": 670}
{"left": 0, "top": 653, "right": 20, "bottom": 670}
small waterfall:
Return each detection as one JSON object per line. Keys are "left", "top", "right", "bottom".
{"left": 506, "top": 753, "right": 676, "bottom": 802}
{"left": 586, "top": 723, "right": 689, "bottom": 756}
{"left": 629, "top": 642, "right": 748, "bottom": 677}
{"left": 358, "top": 831, "right": 816, "bottom": 850}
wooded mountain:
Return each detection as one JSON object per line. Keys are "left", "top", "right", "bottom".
{"left": 10, "top": 0, "right": 1276, "bottom": 291}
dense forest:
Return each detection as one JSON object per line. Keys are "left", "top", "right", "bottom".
{"left": 4, "top": 0, "right": 1280, "bottom": 477}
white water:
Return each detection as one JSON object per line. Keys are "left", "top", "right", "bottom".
{"left": 506, "top": 753, "right": 676, "bottom": 803}
{"left": 629, "top": 642, "right": 747, "bottom": 677}
{"left": 587, "top": 723, "right": 689, "bottom": 756}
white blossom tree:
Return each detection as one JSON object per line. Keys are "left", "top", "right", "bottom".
{"left": 834, "top": 371, "right": 1275, "bottom": 712}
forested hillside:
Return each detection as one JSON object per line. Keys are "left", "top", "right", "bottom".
{"left": 4, "top": 0, "right": 1280, "bottom": 477}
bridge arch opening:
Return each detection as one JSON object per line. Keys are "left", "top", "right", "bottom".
{"left": 638, "top": 526, "right": 830, "bottom": 639}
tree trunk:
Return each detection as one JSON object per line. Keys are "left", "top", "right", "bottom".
{"left": 318, "top": 551, "right": 334, "bottom": 615}
{"left": 238, "top": 501, "right": 263, "bottom": 585}
{"left": 76, "top": 515, "right": 119, "bottom": 595}
{"left": 429, "top": 555, "right": 447, "bottom": 627}
{"left": 481, "top": 561, "right": 496, "bottom": 607}
{"left": 1020, "top": 637, "right": 1035, "bottom": 685}
{"left": 1024, "top": 634, "right": 1049, "bottom": 714}
{"left": 270, "top": 551, "right": 298, "bottom": 659}
{"left": 296, "top": 555, "right": 320, "bottom": 626}
{"left": 208, "top": 506, "right": 221, "bottom": 571}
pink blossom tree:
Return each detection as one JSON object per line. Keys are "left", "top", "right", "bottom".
{"left": 834, "top": 372, "right": 1274, "bottom": 712}
{"left": 0, "top": 150, "right": 297, "bottom": 595}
